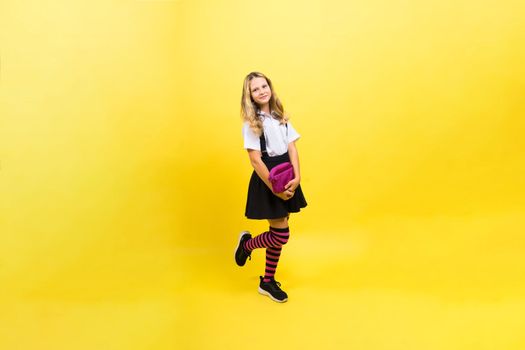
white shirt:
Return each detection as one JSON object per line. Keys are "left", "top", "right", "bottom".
{"left": 243, "top": 111, "right": 300, "bottom": 156}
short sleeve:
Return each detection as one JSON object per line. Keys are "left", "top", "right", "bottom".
{"left": 242, "top": 122, "right": 261, "bottom": 151}
{"left": 286, "top": 121, "right": 300, "bottom": 143}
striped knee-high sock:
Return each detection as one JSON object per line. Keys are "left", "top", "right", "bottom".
{"left": 243, "top": 226, "right": 290, "bottom": 251}
{"left": 264, "top": 246, "right": 282, "bottom": 283}
{"left": 243, "top": 227, "right": 290, "bottom": 282}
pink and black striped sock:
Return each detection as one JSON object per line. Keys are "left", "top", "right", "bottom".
{"left": 264, "top": 246, "right": 282, "bottom": 283}
{"left": 243, "top": 226, "right": 290, "bottom": 251}
{"left": 242, "top": 226, "right": 290, "bottom": 282}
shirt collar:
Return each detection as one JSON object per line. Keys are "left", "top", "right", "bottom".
{"left": 257, "top": 109, "right": 272, "bottom": 118}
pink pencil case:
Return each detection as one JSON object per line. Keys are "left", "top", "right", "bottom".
{"left": 269, "top": 162, "right": 294, "bottom": 193}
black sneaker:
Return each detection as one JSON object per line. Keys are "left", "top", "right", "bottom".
{"left": 258, "top": 276, "right": 288, "bottom": 303}
{"left": 235, "top": 231, "right": 252, "bottom": 266}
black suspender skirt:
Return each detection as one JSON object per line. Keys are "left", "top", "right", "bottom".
{"left": 245, "top": 132, "right": 307, "bottom": 220}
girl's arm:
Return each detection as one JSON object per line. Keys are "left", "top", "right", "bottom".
{"left": 247, "top": 150, "right": 293, "bottom": 200}
{"left": 285, "top": 141, "right": 301, "bottom": 192}
{"left": 247, "top": 149, "right": 272, "bottom": 190}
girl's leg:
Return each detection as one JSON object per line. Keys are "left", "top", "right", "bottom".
{"left": 268, "top": 216, "right": 289, "bottom": 229}
{"left": 264, "top": 217, "right": 289, "bottom": 282}
{"left": 243, "top": 216, "right": 290, "bottom": 283}
{"left": 243, "top": 216, "right": 289, "bottom": 251}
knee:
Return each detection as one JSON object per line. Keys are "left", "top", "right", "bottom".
{"left": 280, "top": 231, "right": 290, "bottom": 246}
{"left": 270, "top": 227, "right": 290, "bottom": 246}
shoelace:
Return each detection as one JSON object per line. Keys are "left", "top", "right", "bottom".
{"left": 267, "top": 279, "right": 281, "bottom": 288}
{"left": 244, "top": 247, "right": 252, "bottom": 261}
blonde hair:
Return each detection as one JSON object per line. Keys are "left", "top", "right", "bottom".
{"left": 240, "top": 72, "right": 288, "bottom": 136}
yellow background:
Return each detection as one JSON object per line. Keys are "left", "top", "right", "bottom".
{"left": 1, "top": 0, "right": 524, "bottom": 349}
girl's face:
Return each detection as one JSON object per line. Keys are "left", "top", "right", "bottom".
{"left": 249, "top": 77, "right": 272, "bottom": 107}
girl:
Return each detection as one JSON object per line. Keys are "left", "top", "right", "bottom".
{"left": 234, "top": 71, "right": 307, "bottom": 303}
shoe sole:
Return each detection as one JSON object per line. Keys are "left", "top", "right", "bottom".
{"left": 258, "top": 287, "right": 288, "bottom": 303}
{"left": 235, "top": 231, "right": 250, "bottom": 266}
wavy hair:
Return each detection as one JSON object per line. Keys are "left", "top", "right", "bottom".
{"left": 240, "top": 72, "right": 288, "bottom": 136}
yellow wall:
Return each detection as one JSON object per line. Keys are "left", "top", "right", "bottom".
{"left": 1, "top": 0, "right": 524, "bottom": 349}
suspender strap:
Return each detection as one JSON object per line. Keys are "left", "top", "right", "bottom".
{"left": 259, "top": 123, "right": 287, "bottom": 157}
{"left": 259, "top": 133, "right": 268, "bottom": 155}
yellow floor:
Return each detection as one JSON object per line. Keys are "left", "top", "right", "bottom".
{"left": 2, "top": 213, "right": 524, "bottom": 350}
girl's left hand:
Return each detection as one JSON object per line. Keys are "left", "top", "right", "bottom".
{"left": 285, "top": 177, "right": 300, "bottom": 193}
{"left": 276, "top": 190, "right": 294, "bottom": 200}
